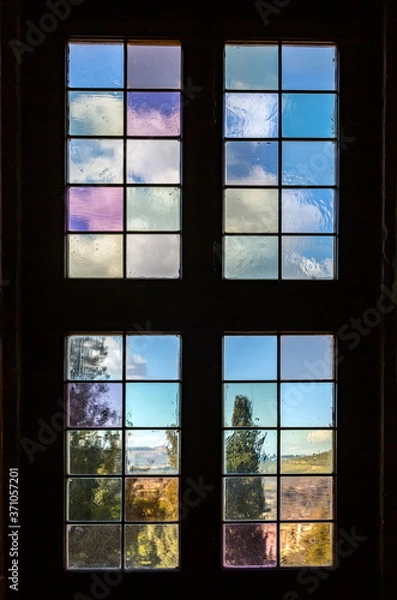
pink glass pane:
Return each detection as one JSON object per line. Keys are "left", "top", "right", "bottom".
{"left": 68, "top": 187, "right": 123, "bottom": 231}
{"left": 223, "top": 523, "right": 277, "bottom": 568}
{"left": 127, "top": 93, "right": 180, "bottom": 136}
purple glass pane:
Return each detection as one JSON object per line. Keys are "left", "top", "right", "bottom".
{"left": 223, "top": 523, "right": 277, "bottom": 568}
{"left": 127, "top": 45, "right": 181, "bottom": 89}
{"left": 67, "top": 382, "right": 123, "bottom": 427}
{"left": 67, "top": 187, "right": 123, "bottom": 231}
{"left": 127, "top": 93, "right": 180, "bottom": 136}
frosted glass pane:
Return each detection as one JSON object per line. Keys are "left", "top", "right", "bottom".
{"left": 224, "top": 189, "right": 278, "bottom": 233}
{"left": 282, "top": 189, "right": 335, "bottom": 233}
{"left": 126, "top": 383, "right": 180, "bottom": 427}
{"left": 68, "top": 478, "right": 121, "bottom": 521}
{"left": 224, "top": 429, "right": 277, "bottom": 474}
{"left": 224, "top": 476, "right": 277, "bottom": 520}
{"left": 69, "top": 92, "right": 123, "bottom": 136}
{"left": 126, "top": 430, "right": 179, "bottom": 475}
{"left": 282, "top": 236, "right": 335, "bottom": 279}
{"left": 127, "top": 187, "right": 180, "bottom": 231}
{"left": 125, "top": 478, "right": 178, "bottom": 521}
{"left": 126, "top": 335, "right": 180, "bottom": 380}
{"left": 68, "top": 234, "right": 123, "bottom": 278}
{"left": 282, "top": 45, "right": 336, "bottom": 90}
{"left": 225, "top": 93, "right": 278, "bottom": 138}
{"left": 225, "top": 45, "right": 278, "bottom": 90}
{"left": 281, "top": 335, "right": 334, "bottom": 380}
{"left": 67, "top": 335, "right": 123, "bottom": 381}
{"left": 282, "top": 141, "right": 336, "bottom": 186}
{"left": 127, "top": 140, "right": 180, "bottom": 184}
{"left": 126, "top": 234, "right": 180, "bottom": 278}
{"left": 68, "top": 139, "right": 123, "bottom": 184}
{"left": 68, "top": 43, "right": 123, "bottom": 88}
{"left": 67, "top": 187, "right": 123, "bottom": 231}
{"left": 225, "top": 141, "right": 278, "bottom": 185}
{"left": 282, "top": 93, "right": 336, "bottom": 138}
{"left": 67, "top": 382, "right": 123, "bottom": 427}
{"left": 281, "top": 476, "right": 333, "bottom": 520}
{"left": 224, "top": 336, "right": 277, "bottom": 381}
{"left": 281, "top": 383, "right": 334, "bottom": 428}
{"left": 280, "top": 523, "right": 333, "bottom": 566}
{"left": 223, "top": 523, "right": 277, "bottom": 568}
{"left": 67, "top": 525, "right": 121, "bottom": 569}
{"left": 68, "top": 431, "right": 122, "bottom": 474}
{"left": 223, "top": 383, "right": 277, "bottom": 427}
{"left": 127, "top": 45, "right": 181, "bottom": 89}
{"left": 224, "top": 236, "right": 278, "bottom": 279}
{"left": 125, "top": 524, "right": 179, "bottom": 569}
{"left": 127, "top": 92, "right": 180, "bottom": 136}
{"left": 281, "top": 430, "right": 333, "bottom": 474}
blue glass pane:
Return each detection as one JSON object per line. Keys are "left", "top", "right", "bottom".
{"left": 282, "top": 94, "right": 336, "bottom": 138}
{"left": 282, "top": 236, "right": 335, "bottom": 280}
{"left": 68, "top": 139, "right": 123, "bottom": 184}
{"left": 281, "top": 335, "right": 334, "bottom": 380}
{"left": 126, "top": 335, "right": 180, "bottom": 380}
{"left": 224, "top": 336, "right": 277, "bottom": 381}
{"left": 282, "top": 46, "right": 336, "bottom": 90}
{"left": 223, "top": 383, "right": 277, "bottom": 427}
{"left": 68, "top": 43, "right": 123, "bottom": 88}
{"left": 126, "top": 383, "right": 180, "bottom": 427}
{"left": 225, "top": 93, "right": 278, "bottom": 138}
{"left": 282, "top": 142, "right": 336, "bottom": 186}
{"left": 282, "top": 189, "right": 335, "bottom": 234}
{"left": 281, "top": 382, "right": 334, "bottom": 427}
{"left": 225, "top": 45, "right": 278, "bottom": 90}
{"left": 225, "top": 142, "right": 278, "bottom": 185}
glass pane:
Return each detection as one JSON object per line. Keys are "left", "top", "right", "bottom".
{"left": 225, "top": 45, "right": 278, "bottom": 90}
{"left": 127, "top": 234, "right": 180, "bottom": 278}
{"left": 126, "top": 430, "right": 179, "bottom": 475}
{"left": 282, "top": 189, "right": 335, "bottom": 234}
{"left": 68, "top": 139, "right": 123, "bottom": 184}
{"left": 127, "top": 140, "right": 180, "bottom": 184}
{"left": 282, "top": 141, "right": 336, "bottom": 186}
{"left": 223, "top": 383, "right": 277, "bottom": 427}
{"left": 68, "top": 234, "right": 123, "bottom": 278}
{"left": 224, "top": 476, "right": 277, "bottom": 520}
{"left": 68, "top": 431, "right": 122, "bottom": 475}
{"left": 126, "top": 383, "right": 180, "bottom": 427}
{"left": 125, "top": 478, "right": 178, "bottom": 521}
{"left": 127, "top": 92, "right": 180, "bottom": 136}
{"left": 67, "top": 187, "right": 123, "bottom": 232}
{"left": 223, "top": 523, "right": 277, "bottom": 567}
{"left": 68, "top": 478, "right": 121, "bottom": 521}
{"left": 67, "top": 382, "right": 123, "bottom": 427}
{"left": 225, "top": 141, "right": 278, "bottom": 185}
{"left": 68, "top": 43, "right": 123, "bottom": 88}
{"left": 280, "top": 523, "right": 333, "bottom": 566}
{"left": 127, "top": 187, "right": 180, "bottom": 231}
{"left": 68, "top": 92, "right": 123, "bottom": 136}
{"left": 281, "top": 335, "right": 334, "bottom": 380}
{"left": 125, "top": 524, "right": 179, "bottom": 569}
{"left": 281, "top": 382, "right": 334, "bottom": 427}
{"left": 67, "top": 525, "right": 121, "bottom": 569}
{"left": 282, "top": 46, "right": 336, "bottom": 90}
{"left": 224, "top": 429, "right": 277, "bottom": 474}
{"left": 225, "top": 93, "right": 278, "bottom": 138}
{"left": 224, "top": 189, "right": 278, "bottom": 233}
{"left": 126, "top": 335, "right": 180, "bottom": 380}
{"left": 67, "top": 335, "right": 123, "bottom": 381}
{"left": 282, "top": 93, "right": 336, "bottom": 138}
{"left": 281, "top": 476, "right": 333, "bottom": 520}
{"left": 127, "top": 45, "right": 181, "bottom": 89}
{"left": 224, "top": 236, "right": 278, "bottom": 279}
{"left": 224, "top": 336, "right": 277, "bottom": 381}
{"left": 281, "top": 430, "right": 333, "bottom": 474}
{"left": 282, "top": 236, "right": 335, "bottom": 279}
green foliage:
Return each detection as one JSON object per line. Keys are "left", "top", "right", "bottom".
{"left": 126, "top": 525, "right": 178, "bottom": 569}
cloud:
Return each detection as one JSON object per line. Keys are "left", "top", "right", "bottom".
{"left": 282, "top": 189, "right": 334, "bottom": 233}
{"left": 69, "top": 92, "right": 123, "bottom": 136}
{"left": 127, "top": 234, "right": 180, "bottom": 278}
{"left": 68, "top": 234, "right": 123, "bottom": 278}
{"left": 126, "top": 352, "right": 148, "bottom": 379}
{"left": 307, "top": 430, "right": 331, "bottom": 444}
{"left": 227, "top": 165, "right": 278, "bottom": 185}
{"left": 69, "top": 139, "right": 124, "bottom": 184}
{"left": 127, "top": 140, "right": 180, "bottom": 184}
{"left": 225, "top": 93, "right": 278, "bottom": 137}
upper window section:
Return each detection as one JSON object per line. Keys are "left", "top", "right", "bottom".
{"left": 223, "top": 44, "right": 338, "bottom": 280}
{"left": 66, "top": 41, "right": 182, "bottom": 278}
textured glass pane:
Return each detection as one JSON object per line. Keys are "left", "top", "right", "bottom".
{"left": 125, "top": 478, "right": 178, "bottom": 521}
{"left": 282, "top": 141, "right": 336, "bottom": 186}
{"left": 68, "top": 234, "right": 123, "bottom": 278}
{"left": 67, "top": 525, "right": 121, "bottom": 569}
{"left": 282, "top": 93, "right": 336, "bottom": 138}
{"left": 127, "top": 92, "right": 180, "bottom": 136}
{"left": 67, "top": 187, "right": 123, "bottom": 232}
{"left": 126, "top": 383, "right": 180, "bottom": 427}
{"left": 224, "top": 336, "right": 277, "bottom": 381}
{"left": 127, "top": 45, "right": 181, "bottom": 89}
{"left": 225, "top": 45, "right": 278, "bottom": 90}
{"left": 225, "top": 141, "right": 278, "bottom": 185}
{"left": 282, "top": 236, "right": 334, "bottom": 279}
{"left": 282, "top": 45, "right": 336, "bottom": 90}
{"left": 224, "top": 383, "right": 277, "bottom": 427}
{"left": 282, "top": 189, "right": 335, "bottom": 233}
{"left": 225, "top": 94, "right": 278, "bottom": 137}
{"left": 126, "top": 335, "right": 180, "bottom": 380}
{"left": 280, "top": 523, "right": 333, "bottom": 566}
{"left": 67, "top": 335, "right": 123, "bottom": 381}
{"left": 281, "top": 383, "right": 334, "bottom": 428}
{"left": 127, "top": 140, "right": 180, "bottom": 184}
{"left": 67, "top": 382, "right": 123, "bottom": 427}
{"left": 125, "top": 524, "right": 179, "bottom": 569}
{"left": 68, "top": 431, "right": 122, "bottom": 475}
{"left": 224, "top": 476, "right": 277, "bottom": 520}
{"left": 224, "top": 430, "right": 277, "bottom": 474}
{"left": 224, "top": 189, "right": 278, "bottom": 233}
{"left": 68, "top": 43, "right": 123, "bottom": 88}
{"left": 126, "top": 234, "right": 180, "bottom": 278}
{"left": 127, "top": 187, "right": 180, "bottom": 231}
{"left": 281, "top": 335, "right": 334, "bottom": 380}
{"left": 68, "top": 139, "right": 123, "bottom": 184}
{"left": 68, "top": 478, "right": 121, "bottom": 521}
{"left": 224, "top": 236, "right": 278, "bottom": 279}
{"left": 223, "top": 524, "right": 277, "bottom": 568}
{"left": 68, "top": 92, "right": 123, "bottom": 136}
{"left": 281, "top": 430, "right": 333, "bottom": 474}
{"left": 126, "top": 430, "right": 179, "bottom": 475}
{"left": 281, "top": 476, "right": 333, "bottom": 520}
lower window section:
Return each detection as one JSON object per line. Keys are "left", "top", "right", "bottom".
{"left": 222, "top": 334, "right": 336, "bottom": 568}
